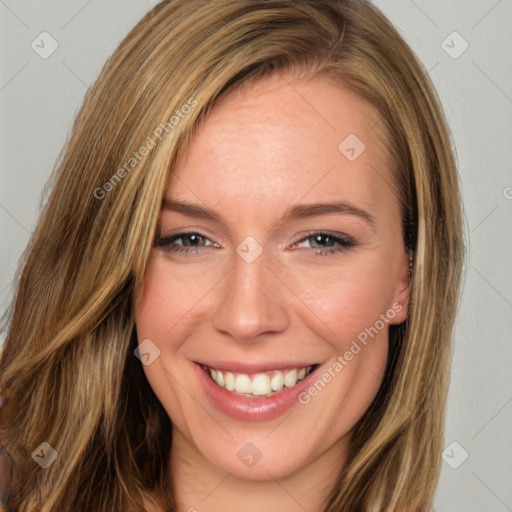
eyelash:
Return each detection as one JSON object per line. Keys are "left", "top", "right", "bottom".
{"left": 290, "top": 230, "right": 355, "bottom": 256}
{"left": 155, "top": 230, "right": 355, "bottom": 257}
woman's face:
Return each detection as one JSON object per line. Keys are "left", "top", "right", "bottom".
{"left": 134, "top": 73, "right": 410, "bottom": 481}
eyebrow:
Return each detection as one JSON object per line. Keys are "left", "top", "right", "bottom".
{"left": 162, "top": 198, "right": 376, "bottom": 231}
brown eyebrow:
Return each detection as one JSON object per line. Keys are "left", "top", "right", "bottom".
{"left": 162, "top": 198, "right": 376, "bottom": 232}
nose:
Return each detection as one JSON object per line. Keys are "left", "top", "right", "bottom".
{"left": 212, "top": 249, "right": 289, "bottom": 342}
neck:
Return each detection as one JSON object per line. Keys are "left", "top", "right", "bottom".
{"left": 168, "top": 428, "right": 348, "bottom": 512}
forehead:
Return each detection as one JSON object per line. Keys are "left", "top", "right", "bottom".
{"left": 168, "top": 74, "right": 394, "bottom": 223}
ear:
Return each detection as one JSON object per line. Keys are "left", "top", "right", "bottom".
{"left": 388, "top": 248, "right": 412, "bottom": 325}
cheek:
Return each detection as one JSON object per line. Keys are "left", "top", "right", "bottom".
{"left": 135, "top": 257, "right": 216, "bottom": 340}
{"left": 290, "top": 255, "right": 397, "bottom": 349}
{"left": 292, "top": 263, "right": 393, "bottom": 432}
{"left": 133, "top": 258, "right": 206, "bottom": 431}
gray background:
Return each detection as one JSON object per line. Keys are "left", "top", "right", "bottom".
{"left": 1, "top": 1, "right": 511, "bottom": 510}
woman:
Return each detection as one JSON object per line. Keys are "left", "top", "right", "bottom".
{"left": 0, "top": 0, "right": 464, "bottom": 510}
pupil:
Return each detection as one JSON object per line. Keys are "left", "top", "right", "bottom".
{"left": 312, "top": 234, "right": 332, "bottom": 248}
{"left": 184, "top": 234, "right": 201, "bottom": 246}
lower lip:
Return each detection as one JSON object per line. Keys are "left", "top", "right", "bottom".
{"left": 195, "top": 363, "right": 319, "bottom": 422}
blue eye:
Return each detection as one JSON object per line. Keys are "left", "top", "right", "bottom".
{"left": 156, "top": 231, "right": 219, "bottom": 254}
{"left": 291, "top": 231, "right": 355, "bottom": 256}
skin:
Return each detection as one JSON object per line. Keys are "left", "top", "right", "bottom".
{"left": 134, "top": 72, "right": 410, "bottom": 512}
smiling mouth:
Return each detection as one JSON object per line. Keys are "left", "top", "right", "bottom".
{"left": 201, "top": 364, "right": 317, "bottom": 398}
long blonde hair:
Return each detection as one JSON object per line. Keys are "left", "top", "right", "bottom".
{"left": 0, "top": 0, "right": 464, "bottom": 510}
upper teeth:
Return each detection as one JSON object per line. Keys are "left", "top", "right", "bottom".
{"left": 207, "top": 366, "right": 312, "bottom": 397}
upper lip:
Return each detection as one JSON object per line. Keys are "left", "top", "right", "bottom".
{"left": 196, "top": 360, "right": 319, "bottom": 373}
